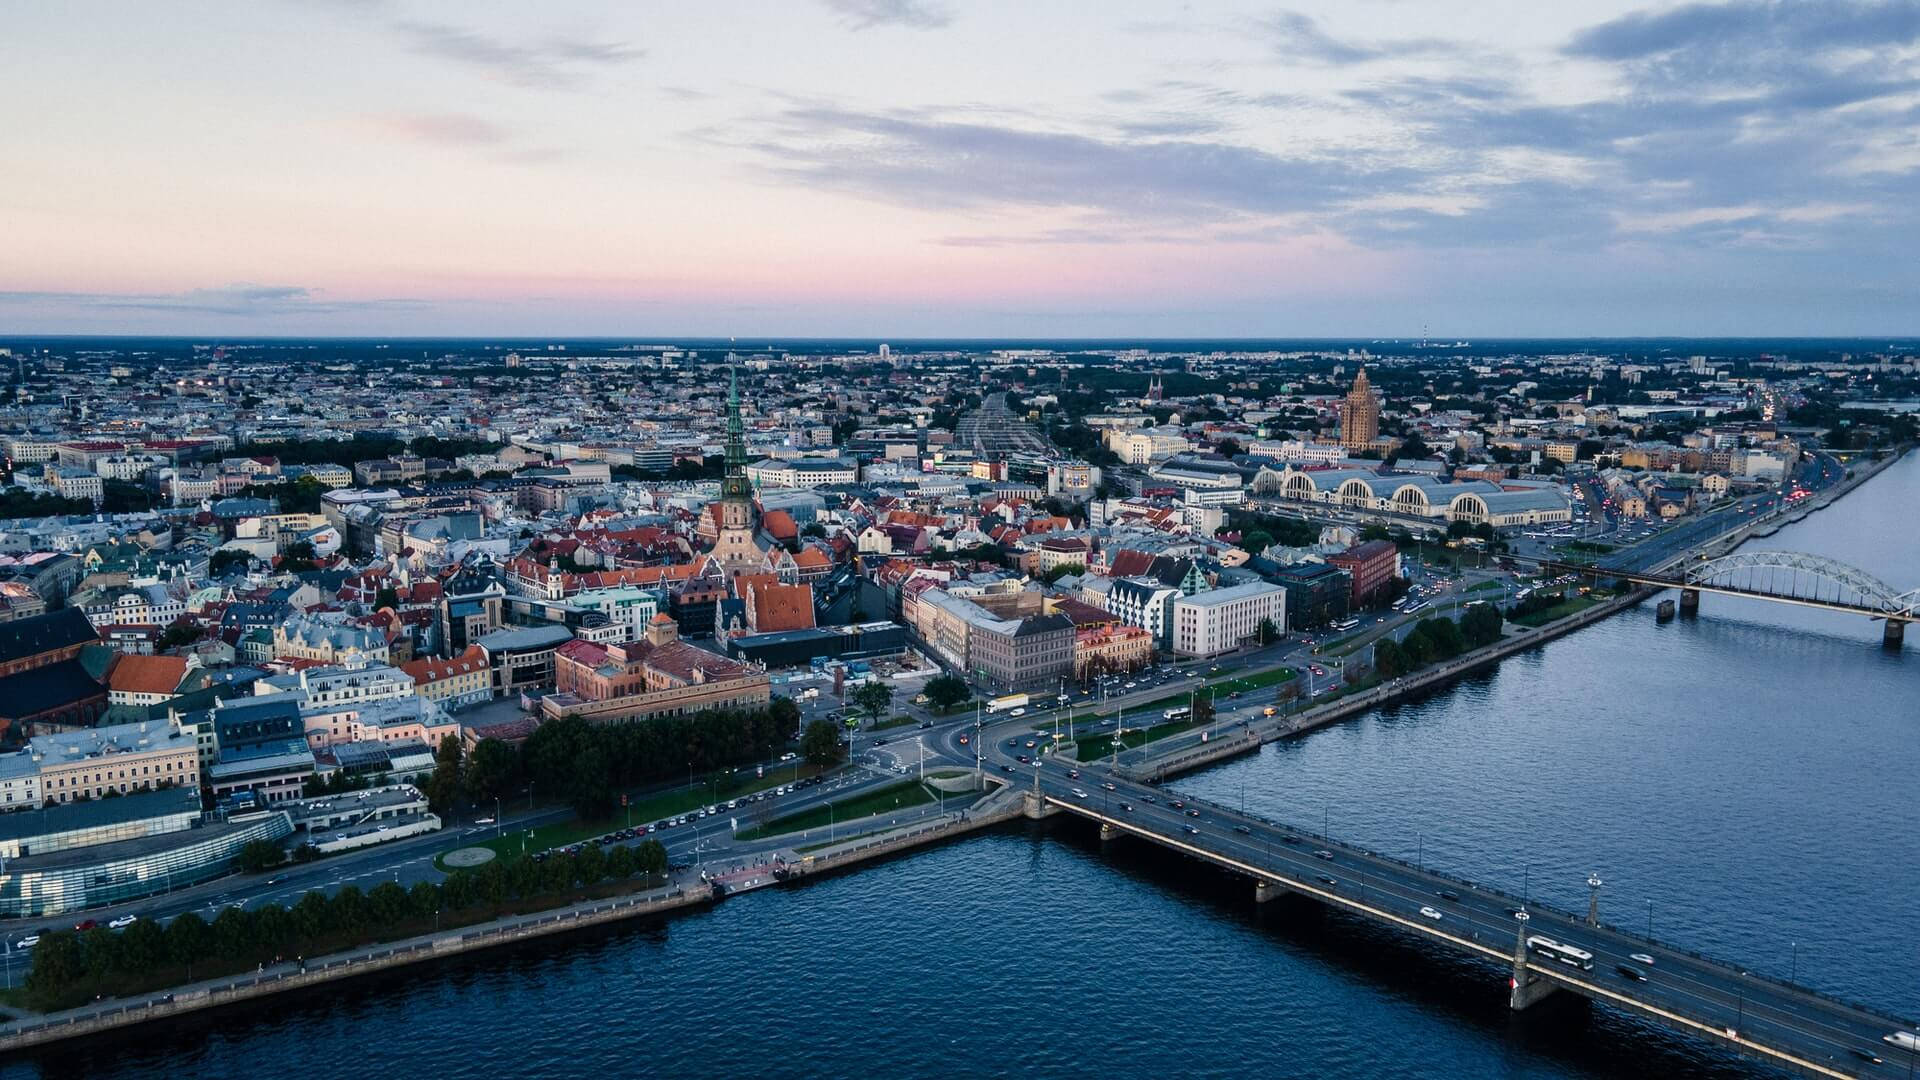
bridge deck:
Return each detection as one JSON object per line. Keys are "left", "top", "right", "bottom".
{"left": 1036, "top": 768, "right": 1916, "bottom": 1079}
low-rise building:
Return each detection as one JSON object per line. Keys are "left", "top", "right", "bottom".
{"left": 1170, "top": 581, "right": 1287, "bottom": 659}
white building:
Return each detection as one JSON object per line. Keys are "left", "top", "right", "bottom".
{"left": 1170, "top": 581, "right": 1287, "bottom": 659}
{"left": 746, "top": 456, "right": 859, "bottom": 488}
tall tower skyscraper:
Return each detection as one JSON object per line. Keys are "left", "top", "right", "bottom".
{"left": 1340, "top": 368, "right": 1380, "bottom": 450}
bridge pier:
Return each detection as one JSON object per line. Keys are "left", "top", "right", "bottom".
{"left": 1254, "top": 879, "right": 1287, "bottom": 904}
{"left": 1509, "top": 913, "right": 1559, "bottom": 1011}
{"left": 1022, "top": 792, "right": 1057, "bottom": 820}
{"left": 1656, "top": 599, "right": 1676, "bottom": 621}
{"left": 1885, "top": 619, "right": 1906, "bottom": 649}
{"left": 1678, "top": 588, "right": 1700, "bottom": 615}
{"left": 1099, "top": 822, "right": 1121, "bottom": 843}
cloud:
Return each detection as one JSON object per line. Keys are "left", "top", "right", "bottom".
{"left": 0, "top": 284, "right": 425, "bottom": 317}
{"left": 361, "top": 112, "right": 510, "bottom": 146}
{"left": 731, "top": 104, "right": 1411, "bottom": 224}
{"left": 1259, "top": 10, "right": 1450, "bottom": 64}
{"left": 820, "top": 0, "right": 952, "bottom": 30}
{"left": 393, "top": 20, "right": 642, "bottom": 89}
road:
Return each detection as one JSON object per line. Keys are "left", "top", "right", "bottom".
{"left": 1002, "top": 746, "right": 1918, "bottom": 1078}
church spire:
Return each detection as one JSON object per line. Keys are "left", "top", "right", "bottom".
{"left": 721, "top": 365, "right": 752, "bottom": 501}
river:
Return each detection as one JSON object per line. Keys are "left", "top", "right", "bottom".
{"left": 7, "top": 455, "right": 1916, "bottom": 1080}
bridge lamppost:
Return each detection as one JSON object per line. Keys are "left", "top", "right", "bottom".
{"left": 1585, "top": 872, "right": 1604, "bottom": 928}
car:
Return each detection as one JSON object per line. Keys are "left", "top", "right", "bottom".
{"left": 473, "top": 816, "right": 496, "bottom": 825}
{"left": 1629, "top": 953, "right": 1655, "bottom": 966}
{"left": 1011, "top": 708, "right": 1027, "bottom": 717}
{"left": 1067, "top": 769, "right": 1080, "bottom": 780}
{"left": 1418, "top": 906, "right": 1443, "bottom": 921}
{"left": 1119, "top": 803, "right": 1134, "bottom": 812}
{"left": 1183, "top": 825, "right": 1200, "bottom": 835}
{"left": 873, "top": 738, "right": 888, "bottom": 747}
{"left": 1280, "top": 835, "right": 1301, "bottom": 845}
{"left": 1016, "top": 754, "right": 1030, "bottom": 764}
{"left": 73, "top": 919, "right": 99, "bottom": 932}
{"left": 1169, "top": 800, "right": 1185, "bottom": 810}
{"left": 1071, "top": 788, "right": 1089, "bottom": 799}
{"left": 1101, "top": 782, "right": 1116, "bottom": 791}
{"left": 957, "top": 733, "right": 970, "bottom": 745}
{"left": 1000, "top": 764, "right": 1016, "bottom": 773}
{"left": 1006, "top": 738, "right": 1020, "bottom": 748}
{"left": 1851, "top": 1048, "right": 1886, "bottom": 1064}
{"left": 1185, "top": 808, "right": 1201, "bottom": 818}
{"left": 16, "top": 934, "right": 39, "bottom": 949}
{"left": 1024, "top": 740, "right": 1037, "bottom": 749}
{"left": 1316, "top": 875, "right": 1338, "bottom": 887}
{"left": 1141, "top": 795, "right": 1156, "bottom": 804}
{"left": 1312, "top": 849, "right": 1335, "bottom": 860}
{"left": 1233, "top": 825, "right": 1251, "bottom": 834}
{"left": 1435, "top": 889, "right": 1460, "bottom": 902}
{"left": 919, "top": 721, "right": 932, "bottom": 729}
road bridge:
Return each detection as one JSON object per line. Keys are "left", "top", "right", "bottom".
{"left": 1015, "top": 759, "right": 1918, "bottom": 1078}
{"left": 1544, "top": 550, "right": 1918, "bottom": 646}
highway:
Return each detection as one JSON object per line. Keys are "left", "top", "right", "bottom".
{"left": 1002, "top": 746, "right": 1919, "bottom": 1078}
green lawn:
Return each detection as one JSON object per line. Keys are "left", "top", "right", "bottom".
{"left": 734, "top": 780, "right": 945, "bottom": 840}
{"left": 870, "top": 714, "right": 918, "bottom": 731}
{"left": 1211, "top": 667, "right": 1298, "bottom": 695}
{"left": 1466, "top": 580, "right": 1506, "bottom": 594}
{"left": 438, "top": 762, "right": 823, "bottom": 869}
{"left": 1070, "top": 716, "right": 1199, "bottom": 759}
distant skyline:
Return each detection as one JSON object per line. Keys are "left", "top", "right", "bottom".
{"left": 6, "top": 1, "right": 1919, "bottom": 337}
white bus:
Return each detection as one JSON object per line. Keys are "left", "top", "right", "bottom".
{"left": 1526, "top": 935, "right": 1594, "bottom": 971}
{"left": 1331, "top": 618, "right": 1361, "bottom": 631}
{"left": 1162, "top": 706, "right": 1192, "bottom": 722}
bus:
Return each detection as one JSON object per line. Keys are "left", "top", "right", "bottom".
{"left": 986, "top": 693, "right": 1029, "bottom": 714}
{"left": 1331, "top": 618, "right": 1361, "bottom": 631}
{"left": 1526, "top": 935, "right": 1595, "bottom": 971}
{"left": 1162, "top": 706, "right": 1192, "bottom": 722}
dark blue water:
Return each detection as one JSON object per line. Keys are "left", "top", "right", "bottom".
{"left": 8, "top": 455, "right": 1915, "bottom": 1080}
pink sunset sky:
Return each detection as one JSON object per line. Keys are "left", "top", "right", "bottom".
{"left": 5, "top": 1, "right": 1918, "bottom": 336}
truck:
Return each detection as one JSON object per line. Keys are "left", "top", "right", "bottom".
{"left": 986, "top": 693, "right": 1030, "bottom": 714}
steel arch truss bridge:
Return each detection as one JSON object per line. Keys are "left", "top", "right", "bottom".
{"left": 1681, "top": 551, "right": 1920, "bottom": 620}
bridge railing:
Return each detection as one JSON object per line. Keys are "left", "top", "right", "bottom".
{"left": 1141, "top": 785, "right": 1917, "bottom": 1028}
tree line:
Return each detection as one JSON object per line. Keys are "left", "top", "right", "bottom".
{"left": 24, "top": 842, "right": 668, "bottom": 1012}
{"left": 1371, "top": 604, "right": 1504, "bottom": 680}
{"left": 428, "top": 698, "right": 802, "bottom": 820}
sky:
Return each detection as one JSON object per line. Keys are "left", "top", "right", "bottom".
{"left": 5, "top": 0, "right": 1920, "bottom": 338}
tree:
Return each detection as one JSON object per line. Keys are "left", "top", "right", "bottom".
{"left": 1461, "top": 603, "right": 1504, "bottom": 647}
{"left": 801, "top": 717, "right": 843, "bottom": 768}
{"left": 850, "top": 680, "right": 893, "bottom": 721}
{"left": 156, "top": 619, "right": 203, "bottom": 651}
{"left": 424, "top": 733, "right": 463, "bottom": 815}
{"left": 1255, "top": 617, "right": 1281, "bottom": 646}
{"left": 234, "top": 838, "right": 285, "bottom": 873}
{"left": 462, "top": 737, "right": 518, "bottom": 806}
{"left": 166, "top": 911, "right": 213, "bottom": 967}
{"left": 25, "top": 932, "right": 84, "bottom": 999}
{"left": 368, "top": 881, "right": 411, "bottom": 926}
{"left": 607, "top": 844, "right": 637, "bottom": 879}
{"left": 573, "top": 843, "right": 607, "bottom": 886}
{"left": 923, "top": 673, "right": 970, "bottom": 710}
{"left": 636, "top": 838, "right": 669, "bottom": 876}
{"left": 1190, "top": 688, "right": 1214, "bottom": 727}
{"left": 208, "top": 549, "right": 253, "bottom": 576}
{"left": 211, "top": 906, "right": 257, "bottom": 960}
{"left": 120, "top": 916, "right": 166, "bottom": 972}
{"left": 1239, "top": 529, "right": 1274, "bottom": 556}
{"left": 374, "top": 585, "right": 400, "bottom": 610}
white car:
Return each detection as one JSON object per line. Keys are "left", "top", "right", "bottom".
{"left": 1070, "top": 788, "right": 1089, "bottom": 799}
{"left": 109, "top": 915, "right": 138, "bottom": 930}
{"left": 16, "top": 934, "right": 39, "bottom": 949}
{"left": 1418, "top": 906, "right": 1443, "bottom": 921}
{"left": 1629, "top": 953, "right": 1655, "bottom": 966}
